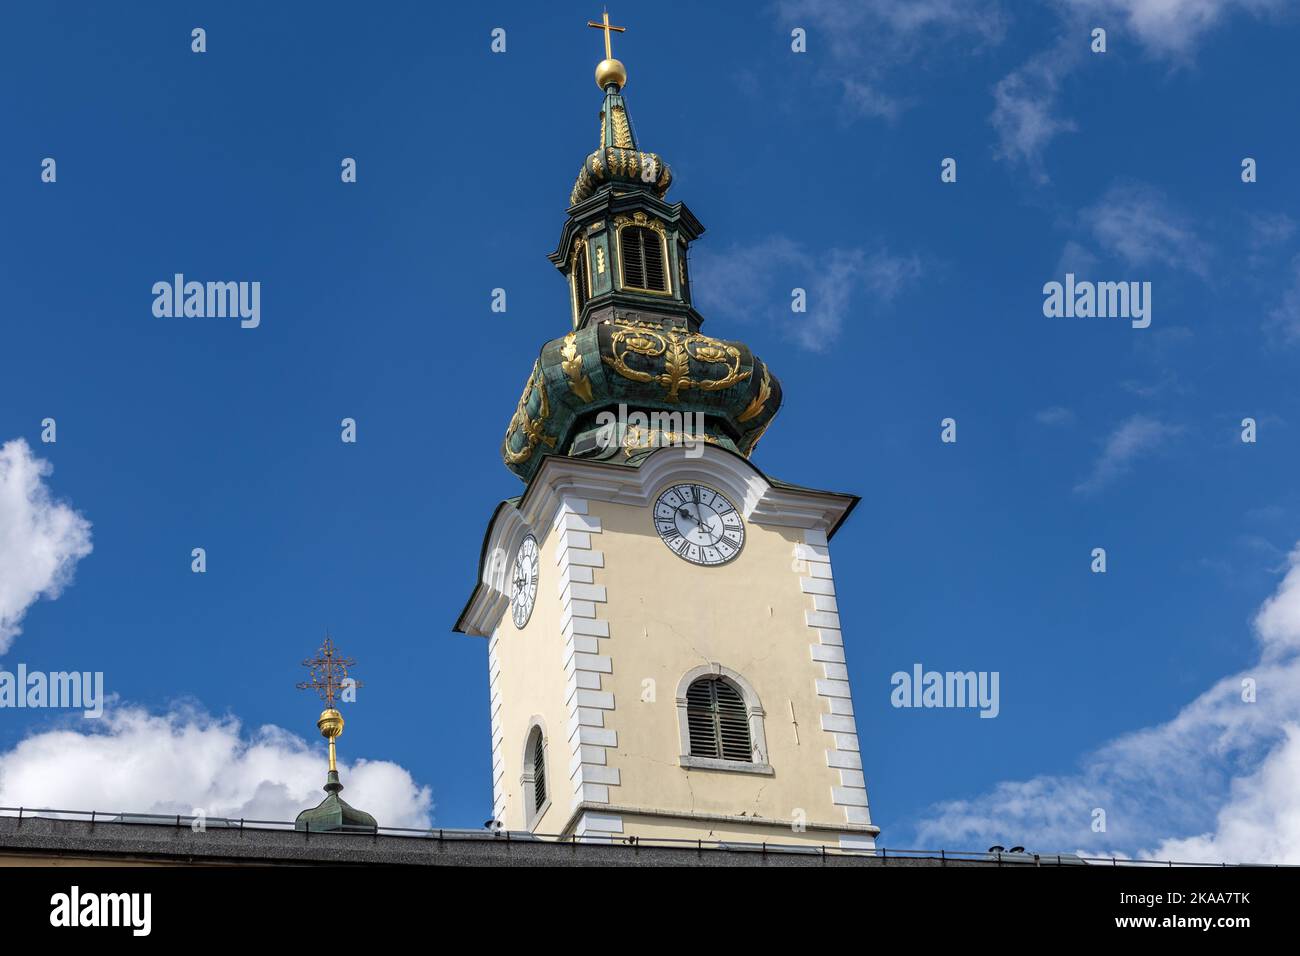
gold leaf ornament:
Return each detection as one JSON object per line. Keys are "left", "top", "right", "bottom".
{"left": 737, "top": 365, "right": 772, "bottom": 423}
{"left": 560, "top": 332, "right": 594, "bottom": 402}
{"left": 503, "top": 366, "right": 557, "bottom": 464}
{"left": 601, "top": 321, "right": 751, "bottom": 403}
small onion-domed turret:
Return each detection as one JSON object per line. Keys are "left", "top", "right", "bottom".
{"left": 293, "top": 639, "right": 376, "bottom": 833}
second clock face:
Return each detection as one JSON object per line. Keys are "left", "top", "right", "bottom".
{"left": 511, "top": 534, "right": 539, "bottom": 629}
{"left": 653, "top": 483, "right": 745, "bottom": 566}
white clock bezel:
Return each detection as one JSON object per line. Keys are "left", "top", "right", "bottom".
{"left": 510, "top": 534, "right": 539, "bottom": 629}
{"left": 652, "top": 483, "right": 745, "bottom": 567}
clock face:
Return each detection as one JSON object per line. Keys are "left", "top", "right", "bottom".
{"left": 652, "top": 483, "right": 744, "bottom": 566}
{"left": 510, "top": 534, "right": 539, "bottom": 629}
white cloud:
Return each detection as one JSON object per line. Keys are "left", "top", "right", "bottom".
{"left": 0, "top": 439, "right": 93, "bottom": 654}
{"left": 911, "top": 543, "right": 1300, "bottom": 864}
{"left": 1247, "top": 212, "right": 1296, "bottom": 250}
{"left": 775, "top": 3, "right": 1281, "bottom": 179}
{"left": 692, "top": 238, "right": 922, "bottom": 350}
{"left": 1060, "top": 0, "right": 1284, "bottom": 59}
{"left": 779, "top": 0, "right": 1006, "bottom": 61}
{"left": 1253, "top": 545, "right": 1300, "bottom": 659}
{"left": 990, "top": 43, "right": 1079, "bottom": 181}
{"left": 1035, "top": 406, "right": 1076, "bottom": 426}
{"left": 1266, "top": 255, "right": 1300, "bottom": 346}
{"left": 1054, "top": 240, "right": 1099, "bottom": 280}
{"left": 1152, "top": 724, "right": 1300, "bottom": 864}
{"left": 1244, "top": 213, "right": 1298, "bottom": 273}
{"left": 1081, "top": 182, "right": 1212, "bottom": 277}
{"left": 777, "top": 0, "right": 1006, "bottom": 118}
{"left": 841, "top": 79, "right": 905, "bottom": 121}
{"left": 992, "top": 1, "right": 1281, "bottom": 174}
{"left": 1120, "top": 369, "right": 1183, "bottom": 399}
{"left": 0, "top": 703, "right": 433, "bottom": 828}
{"left": 1074, "top": 414, "right": 1183, "bottom": 494}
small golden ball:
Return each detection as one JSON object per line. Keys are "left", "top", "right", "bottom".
{"left": 317, "top": 708, "right": 345, "bottom": 739}
{"left": 595, "top": 58, "right": 627, "bottom": 90}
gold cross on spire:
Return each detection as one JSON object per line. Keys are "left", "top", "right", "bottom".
{"left": 587, "top": 9, "right": 626, "bottom": 61}
{"left": 296, "top": 635, "right": 361, "bottom": 710}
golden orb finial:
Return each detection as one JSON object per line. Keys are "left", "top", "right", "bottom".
{"left": 317, "top": 707, "right": 344, "bottom": 740}
{"left": 595, "top": 57, "right": 627, "bottom": 90}
{"left": 587, "top": 11, "right": 628, "bottom": 89}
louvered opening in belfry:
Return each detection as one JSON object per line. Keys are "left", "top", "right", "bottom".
{"left": 620, "top": 225, "right": 667, "bottom": 292}
{"left": 573, "top": 244, "right": 591, "bottom": 313}
{"left": 686, "top": 677, "right": 752, "bottom": 762}
{"left": 530, "top": 728, "right": 546, "bottom": 812}
{"left": 678, "top": 241, "right": 689, "bottom": 300}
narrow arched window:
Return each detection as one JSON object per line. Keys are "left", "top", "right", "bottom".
{"left": 528, "top": 726, "right": 546, "bottom": 813}
{"left": 678, "top": 241, "right": 690, "bottom": 302}
{"left": 620, "top": 225, "right": 668, "bottom": 293}
{"left": 573, "top": 243, "right": 590, "bottom": 311}
{"left": 686, "top": 677, "right": 752, "bottom": 761}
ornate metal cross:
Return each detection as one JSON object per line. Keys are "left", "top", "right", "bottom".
{"left": 587, "top": 9, "right": 626, "bottom": 60}
{"left": 296, "top": 635, "right": 361, "bottom": 710}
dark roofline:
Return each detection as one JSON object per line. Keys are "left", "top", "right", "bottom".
{"left": 3, "top": 808, "right": 1274, "bottom": 867}
{"left": 0, "top": 813, "right": 1088, "bottom": 868}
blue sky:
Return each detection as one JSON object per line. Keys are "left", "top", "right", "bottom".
{"left": 2, "top": 1, "right": 1300, "bottom": 860}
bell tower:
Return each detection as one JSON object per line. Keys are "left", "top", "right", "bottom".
{"left": 453, "top": 15, "right": 877, "bottom": 853}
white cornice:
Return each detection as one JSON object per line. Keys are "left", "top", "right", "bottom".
{"left": 454, "top": 445, "right": 858, "bottom": 637}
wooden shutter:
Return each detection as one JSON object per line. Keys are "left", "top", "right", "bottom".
{"left": 621, "top": 226, "right": 667, "bottom": 292}
{"left": 641, "top": 229, "right": 666, "bottom": 291}
{"left": 678, "top": 241, "right": 689, "bottom": 300}
{"left": 531, "top": 729, "right": 546, "bottom": 812}
{"left": 686, "top": 679, "right": 719, "bottom": 758}
{"left": 713, "top": 681, "right": 752, "bottom": 761}
{"left": 686, "top": 678, "right": 752, "bottom": 762}
{"left": 574, "top": 245, "right": 590, "bottom": 312}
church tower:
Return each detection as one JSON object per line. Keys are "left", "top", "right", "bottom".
{"left": 454, "top": 15, "right": 877, "bottom": 852}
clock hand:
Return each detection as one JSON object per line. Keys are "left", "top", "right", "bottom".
{"left": 678, "top": 504, "right": 709, "bottom": 537}
{"left": 690, "top": 488, "right": 713, "bottom": 536}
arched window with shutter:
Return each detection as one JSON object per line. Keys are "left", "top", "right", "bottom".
{"left": 530, "top": 728, "right": 546, "bottom": 811}
{"left": 616, "top": 219, "right": 670, "bottom": 294}
{"left": 521, "top": 720, "right": 550, "bottom": 827}
{"left": 676, "top": 666, "right": 772, "bottom": 774}
{"left": 686, "top": 677, "right": 751, "bottom": 760}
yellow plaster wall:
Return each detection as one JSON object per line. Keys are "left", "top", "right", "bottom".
{"left": 490, "top": 523, "right": 570, "bottom": 833}
{"left": 589, "top": 493, "right": 845, "bottom": 832}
